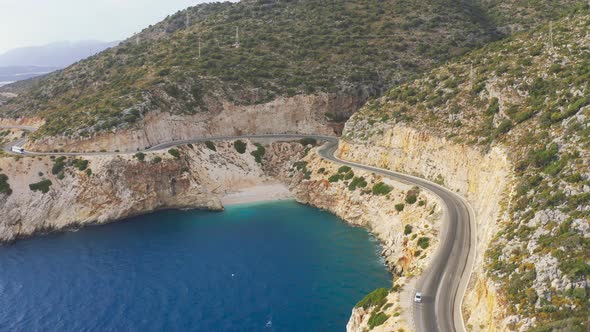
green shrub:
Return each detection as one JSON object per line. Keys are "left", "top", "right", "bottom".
{"left": 152, "top": 156, "right": 162, "bottom": 164}
{"left": 355, "top": 288, "right": 389, "bottom": 309}
{"left": 51, "top": 156, "right": 67, "bottom": 175}
{"left": 29, "top": 179, "right": 52, "bottom": 194}
{"left": 168, "top": 148, "right": 181, "bottom": 159}
{"left": 0, "top": 174, "right": 12, "bottom": 195}
{"left": 395, "top": 203, "right": 405, "bottom": 212}
{"left": 406, "top": 194, "right": 417, "bottom": 204}
{"left": 85, "top": 169, "right": 92, "bottom": 176}
{"left": 72, "top": 159, "right": 89, "bottom": 171}
{"left": 404, "top": 224, "right": 413, "bottom": 235}
{"left": 205, "top": 141, "right": 216, "bottom": 151}
{"left": 417, "top": 237, "right": 430, "bottom": 249}
{"left": 338, "top": 166, "right": 352, "bottom": 173}
{"left": 486, "top": 98, "right": 500, "bottom": 116}
{"left": 373, "top": 182, "right": 393, "bottom": 195}
{"left": 348, "top": 176, "right": 368, "bottom": 191}
{"left": 368, "top": 312, "right": 389, "bottom": 329}
{"left": 328, "top": 174, "right": 343, "bottom": 183}
{"left": 299, "top": 137, "right": 317, "bottom": 146}
{"left": 234, "top": 140, "right": 247, "bottom": 154}
{"left": 250, "top": 143, "right": 266, "bottom": 163}
{"left": 134, "top": 152, "right": 145, "bottom": 161}
{"left": 344, "top": 170, "right": 354, "bottom": 180}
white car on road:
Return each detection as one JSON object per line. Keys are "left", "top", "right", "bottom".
{"left": 414, "top": 292, "right": 423, "bottom": 303}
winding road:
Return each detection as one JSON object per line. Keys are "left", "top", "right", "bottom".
{"left": 2, "top": 128, "right": 475, "bottom": 332}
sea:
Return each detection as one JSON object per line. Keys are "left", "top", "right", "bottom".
{"left": 0, "top": 200, "right": 391, "bottom": 331}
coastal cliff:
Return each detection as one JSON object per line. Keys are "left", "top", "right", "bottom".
{"left": 0, "top": 141, "right": 303, "bottom": 242}
{"left": 24, "top": 94, "right": 355, "bottom": 153}
{"left": 340, "top": 120, "right": 513, "bottom": 330}
{"left": 280, "top": 147, "right": 444, "bottom": 331}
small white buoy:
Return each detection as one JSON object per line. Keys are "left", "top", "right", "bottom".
{"left": 231, "top": 273, "right": 235, "bottom": 277}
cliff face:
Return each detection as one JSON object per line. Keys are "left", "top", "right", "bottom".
{"left": 24, "top": 94, "right": 356, "bottom": 153}
{"left": 0, "top": 141, "right": 303, "bottom": 242}
{"left": 340, "top": 121, "right": 514, "bottom": 330}
{"left": 281, "top": 148, "right": 443, "bottom": 331}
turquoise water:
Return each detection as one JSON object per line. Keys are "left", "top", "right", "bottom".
{"left": 0, "top": 200, "right": 391, "bottom": 331}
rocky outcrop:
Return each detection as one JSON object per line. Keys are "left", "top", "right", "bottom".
{"left": 340, "top": 121, "right": 514, "bottom": 330}
{"left": 0, "top": 140, "right": 303, "bottom": 242}
{"left": 281, "top": 148, "right": 443, "bottom": 331}
{"left": 25, "top": 93, "right": 359, "bottom": 153}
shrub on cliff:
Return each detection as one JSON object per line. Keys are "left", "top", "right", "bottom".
{"left": 205, "top": 141, "right": 216, "bottom": 151}
{"left": 355, "top": 288, "right": 388, "bottom": 309}
{"left": 372, "top": 182, "right": 393, "bottom": 195}
{"left": 404, "top": 224, "right": 413, "bottom": 235}
{"left": 417, "top": 237, "right": 430, "bottom": 249}
{"left": 152, "top": 156, "right": 162, "bottom": 164}
{"left": 250, "top": 143, "right": 266, "bottom": 163}
{"left": 0, "top": 174, "right": 12, "bottom": 195}
{"left": 29, "top": 179, "right": 52, "bottom": 194}
{"left": 395, "top": 203, "right": 405, "bottom": 212}
{"left": 328, "top": 174, "right": 343, "bottom": 183}
{"left": 299, "top": 138, "right": 317, "bottom": 146}
{"left": 405, "top": 194, "right": 417, "bottom": 204}
{"left": 234, "top": 140, "right": 247, "bottom": 154}
{"left": 72, "top": 159, "right": 89, "bottom": 171}
{"left": 368, "top": 312, "right": 389, "bottom": 329}
{"left": 51, "top": 156, "right": 67, "bottom": 175}
{"left": 348, "top": 176, "right": 368, "bottom": 191}
{"left": 338, "top": 166, "right": 352, "bottom": 174}
{"left": 168, "top": 148, "right": 181, "bottom": 159}
{"left": 134, "top": 152, "right": 145, "bottom": 161}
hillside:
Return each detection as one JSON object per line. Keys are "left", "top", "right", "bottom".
{"left": 343, "top": 9, "right": 589, "bottom": 330}
{"left": 0, "top": 0, "right": 507, "bottom": 141}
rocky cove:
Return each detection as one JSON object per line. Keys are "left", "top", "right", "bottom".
{"left": 0, "top": 120, "right": 514, "bottom": 331}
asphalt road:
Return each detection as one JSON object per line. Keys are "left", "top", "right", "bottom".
{"left": 3, "top": 128, "right": 474, "bottom": 332}
{"left": 317, "top": 140, "right": 474, "bottom": 332}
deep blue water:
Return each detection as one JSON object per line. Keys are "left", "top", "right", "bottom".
{"left": 0, "top": 201, "right": 391, "bottom": 331}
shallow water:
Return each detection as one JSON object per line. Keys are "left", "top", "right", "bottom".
{"left": 0, "top": 201, "right": 391, "bottom": 331}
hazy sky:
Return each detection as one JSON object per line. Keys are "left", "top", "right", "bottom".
{"left": 0, "top": 0, "right": 230, "bottom": 54}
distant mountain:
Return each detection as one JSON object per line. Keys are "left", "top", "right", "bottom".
{"left": 0, "top": 40, "right": 119, "bottom": 68}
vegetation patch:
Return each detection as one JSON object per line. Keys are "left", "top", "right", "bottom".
{"left": 250, "top": 143, "right": 266, "bottom": 163}
{"left": 134, "top": 152, "right": 145, "bottom": 161}
{"left": 0, "top": 174, "right": 12, "bottom": 195}
{"left": 355, "top": 288, "right": 388, "bottom": 309}
{"left": 372, "top": 182, "right": 393, "bottom": 195}
{"left": 205, "top": 141, "right": 216, "bottom": 151}
{"left": 368, "top": 312, "right": 389, "bottom": 329}
{"left": 417, "top": 237, "right": 430, "bottom": 249}
{"left": 234, "top": 140, "right": 247, "bottom": 154}
{"left": 168, "top": 148, "right": 181, "bottom": 159}
{"left": 29, "top": 179, "right": 52, "bottom": 194}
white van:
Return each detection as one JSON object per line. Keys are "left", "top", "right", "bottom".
{"left": 11, "top": 146, "right": 25, "bottom": 154}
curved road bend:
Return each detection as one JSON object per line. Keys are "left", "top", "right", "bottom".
{"left": 317, "top": 140, "right": 475, "bottom": 332}
{"left": 3, "top": 129, "right": 475, "bottom": 332}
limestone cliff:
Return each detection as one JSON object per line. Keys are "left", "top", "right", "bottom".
{"left": 340, "top": 121, "right": 514, "bottom": 330}
{"left": 0, "top": 140, "right": 303, "bottom": 242}
{"left": 24, "top": 94, "right": 355, "bottom": 153}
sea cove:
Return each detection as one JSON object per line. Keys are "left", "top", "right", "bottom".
{"left": 0, "top": 201, "right": 391, "bottom": 331}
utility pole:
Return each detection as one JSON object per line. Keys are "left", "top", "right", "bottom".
{"left": 234, "top": 26, "right": 240, "bottom": 48}
{"left": 469, "top": 63, "right": 475, "bottom": 89}
{"left": 549, "top": 21, "right": 554, "bottom": 50}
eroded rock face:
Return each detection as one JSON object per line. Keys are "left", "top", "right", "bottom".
{"left": 281, "top": 148, "right": 442, "bottom": 331}
{"left": 25, "top": 93, "right": 360, "bottom": 153}
{"left": 339, "top": 122, "right": 514, "bottom": 330}
{"left": 0, "top": 141, "right": 303, "bottom": 242}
